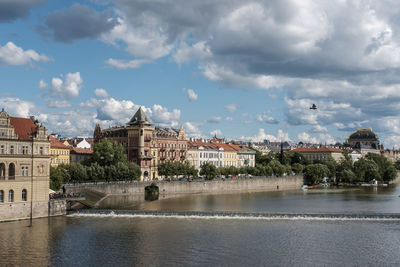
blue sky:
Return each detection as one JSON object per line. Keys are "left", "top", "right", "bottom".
{"left": 1, "top": 0, "right": 400, "bottom": 148}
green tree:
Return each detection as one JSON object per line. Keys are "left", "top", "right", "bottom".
{"left": 366, "top": 153, "right": 397, "bottom": 182}
{"left": 50, "top": 166, "right": 63, "bottom": 190}
{"left": 291, "top": 163, "right": 304, "bottom": 174}
{"left": 200, "top": 162, "right": 218, "bottom": 179}
{"left": 354, "top": 158, "right": 380, "bottom": 183}
{"left": 304, "top": 164, "right": 329, "bottom": 185}
{"left": 268, "top": 160, "right": 286, "bottom": 177}
{"left": 87, "top": 139, "right": 128, "bottom": 166}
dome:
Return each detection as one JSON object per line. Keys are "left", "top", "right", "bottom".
{"left": 348, "top": 128, "right": 378, "bottom": 141}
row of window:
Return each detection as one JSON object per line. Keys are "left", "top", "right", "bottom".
{"left": 51, "top": 150, "right": 69, "bottom": 155}
{"left": 51, "top": 158, "right": 69, "bottom": 164}
{"left": 0, "top": 189, "right": 27, "bottom": 203}
{"left": 0, "top": 144, "right": 48, "bottom": 155}
{"left": 159, "top": 143, "right": 187, "bottom": 149}
{"left": 200, "top": 152, "right": 222, "bottom": 159}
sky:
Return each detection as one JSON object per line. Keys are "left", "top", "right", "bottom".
{"left": 1, "top": 0, "right": 400, "bottom": 148}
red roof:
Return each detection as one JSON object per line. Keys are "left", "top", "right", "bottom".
{"left": 70, "top": 147, "right": 93, "bottom": 155}
{"left": 290, "top": 147, "right": 343, "bottom": 153}
{"left": 9, "top": 117, "right": 37, "bottom": 141}
{"left": 50, "top": 136, "right": 69, "bottom": 149}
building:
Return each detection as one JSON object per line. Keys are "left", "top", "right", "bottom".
{"left": 0, "top": 109, "right": 51, "bottom": 221}
{"left": 50, "top": 136, "right": 70, "bottom": 167}
{"left": 289, "top": 147, "right": 344, "bottom": 163}
{"left": 69, "top": 147, "right": 93, "bottom": 163}
{"left": 188, "top": 140, "right": 224, "bottom": 170}
{"left": 95, "top": 107, "right": 188, "bottom": 181}
{"left": 228, "top": 144, "right": 256, "bottom": 167}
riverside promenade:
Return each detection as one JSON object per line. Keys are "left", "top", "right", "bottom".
{"left": 65, "top": 175, "right": 304, "bottom": 208}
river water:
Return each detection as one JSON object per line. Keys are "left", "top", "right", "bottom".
{"left": 1, "top": 185, "right": 400, "bottom": 266}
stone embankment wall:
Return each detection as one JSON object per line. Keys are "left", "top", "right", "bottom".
{"left": 0, "top": 199, "right": 67, "bottom": 222}
{"left": 66, "top": 175, "right": 304, "bottom": 205}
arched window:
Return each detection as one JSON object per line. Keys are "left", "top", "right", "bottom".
{"left": 0, "top": 163, "right": 5, "bottom": 180}
{"left": 22, "top": 189, "right": 27, "bottom": 201}
{"left": 8, "top": 190, "right": 14, "bottom": 202}
{"left": 8, "top": 163, "right": 15, "bottom": 180}
{"left": 0, "top": 190, "right": 3, "bottom": 203}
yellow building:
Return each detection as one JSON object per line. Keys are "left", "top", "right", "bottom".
{"left": 0, "top": 109, "right": 50, "bottom": 221}
{"left": 50, "top": 136, "right": 70, "bottom": 167}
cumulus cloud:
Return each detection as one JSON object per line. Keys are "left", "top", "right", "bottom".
{"left": 256, "top": 112, "right": 279, "bottom": 124}
{"left": 38, "top": 79, "right": 48, "bottom": 89}
{"left": 105, "top": 58, "right": 151, "bottom": 69}
{"left": 0, "top": 97, "right": 35, "bottom": 117}
{"left": 185, "top": 88, "right": 198, "bottom": 102}
{"left": 225, "top": 104, "right": 238, "bottom": 112}
{"left": 310, "top": 125, "right": 328, "bottom": 133}
{"left": 207, "top": 116, "right": 222, "bottom": 123}
{"left": 94, "top": 88, "right": 109, "bottom": 99}
{"left": 0, "top": 0, "right": 45, "bottom": 23}
{"left": 0, "top": 42, "right": 50, "bottom": 66}
{"left": 210, "top": 129, "right": 223, "bottom": 137}
{"left": 43, "top": 4, "right": 118, "bottom": 43}
{"left": 298, "top": 132, "right": 336, "bottom": 145}
{"left": 240, "top": 129, "right": 291, "bottom": 142}
{"left": 184, "top": 122, "right": 203, "bottom": 138}
{"left": 50, "top": 72, "right": 83, "bottom": 99}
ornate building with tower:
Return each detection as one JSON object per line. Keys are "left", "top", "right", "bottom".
{"left": 94, "top": 107, "right": 188, "bottom": 180}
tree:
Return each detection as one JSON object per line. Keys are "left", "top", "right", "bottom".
{"left": 87, "top": 139, "right": 128, "bottom": 166}
{"left": 366, "top": 153, "right": 397, "bottom": 182}
{"left": 200, "top": 163, "right": 218, "bottom": 179}
{"left": 304, "top": 164, "right": 329, "bottom": 185}
{"left": 354, "top": 158, "right": 380, "bottom": 183}
{"left": 291, "top": 163, "right": 304, "bottom": 174}
{"left": 268, "top": 160, "right": 286, "bottom": 177}
{"left": 50, "top": 166, "right": 63, "bottom": 190}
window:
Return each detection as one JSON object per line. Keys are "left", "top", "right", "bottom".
{"left": 22, "top": 189, "right": 27, "bottom": 201}
{"left": 10, "top": 145, "right": 14, "bottom": 154}
{"left": 0, "top": 145, "right": 4, "bottom": 154}
{"left": 0, "top": 190, "right": 3, "bottom": 203}
{"left": 39, "top": 147, "right": 43, "bottom": 155}
{"left": 8, "top": 190, "right": 14, "bottom": 202}
{"left": 21, "top": 166, "right": 29, "bottom": 176}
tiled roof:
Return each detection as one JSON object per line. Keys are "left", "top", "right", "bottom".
{"left": 50, "top": 136, "right": 69, "bottom": 149}
{"left": 227, "top": 144, "right": 254, "bottom": 152}
{"left": 9, "top": 117, "right": 37, "bottom": 141}
{"left": 290, "top": 147, "right": 343, "bottom": 153}
{"left": 70, "top": 147, "right": 93, "bottom": 154}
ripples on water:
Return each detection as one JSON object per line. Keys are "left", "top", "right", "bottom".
{"left": 1, "top": 186, "right": 400, "bottom": 266}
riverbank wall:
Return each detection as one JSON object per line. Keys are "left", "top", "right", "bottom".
{"left": 0, "top": 199, "right": 67, "bottom": 223}
{"left": 66, "top": 175, "right": 304, "bottom": 207}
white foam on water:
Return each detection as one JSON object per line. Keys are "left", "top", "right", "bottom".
{"left": 68, "top": 212, "right": 400, "bottom": 221}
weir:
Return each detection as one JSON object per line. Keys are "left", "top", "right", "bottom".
{"left": 69, "top": 209, "right": 400, "bottom": 221}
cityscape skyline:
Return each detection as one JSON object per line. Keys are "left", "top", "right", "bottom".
{"left": 2, "top": 1, "right": 400, "bottom": 148}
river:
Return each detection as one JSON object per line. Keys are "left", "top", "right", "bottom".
{"left": 1, "top": 185, "right": 400, "bottom": 266}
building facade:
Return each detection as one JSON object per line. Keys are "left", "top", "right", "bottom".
{"left": 289, "top": 147, "right": 344, "bottom": 163}
{"left": 50, "top": 136, "right": 70, "bottom": 167}
{"left": 0, "top": 109, "right": 51, "bottom": 221}
{"left": 95, "top": 107, "right": 188, "bottom": 181}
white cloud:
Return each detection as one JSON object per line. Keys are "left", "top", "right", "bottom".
{"left": 240, "top": 128, "right": 291, "bottom": 142}
{"left": 39, "top": 80, "right": 48, "bottom": 89}
{"left": 297, "top": 132, "right": 336, "bottom": 145}
{"left": 311, "top": 125, "right": 328, "bottom": 133}
{"left": 256, "top": 112, "right": 279, "bottom": 124}
{"left": 207, "top": 116, "right": 222, "bottom": 123}
{"left": 45, "top": 99, "right": 72, "bottom": 108}
{"left": 0, "top": 42, "right": 50, "bottom": 66}
{"left": 186, "top": 88, "right": 198, "bottom": 102}
{"left": 0, "top": 97, "right": 35, "bottom": 117}
{"left": 105, "top": 58, "right": 151, "bottom": 69}
{"left": 94, "top": 88, "right": 109, "bottom": 99}
{"left": 50, "top": 72, "right": 83, "bottom": 99}
{"left": 210, "top": 129, "right": 223, "bottom": 137}
{"left": 184, "top": 121, "right": 203, "bottom": 138}
{"left": 225, "top": 116, "right": 233, "bottom": 121}
{"left": 225, "top": 103, "right": 238, "bottom": 112}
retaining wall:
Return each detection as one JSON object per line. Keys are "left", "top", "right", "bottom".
{"left": 66, "top": 175, "right": 304, "bottom": 202}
